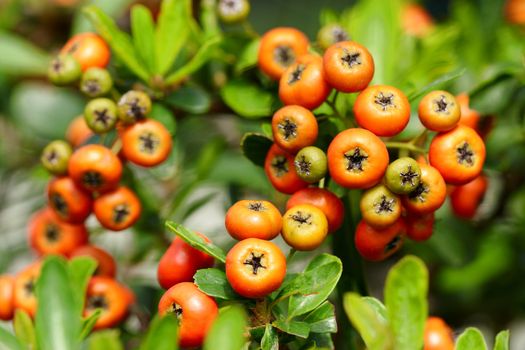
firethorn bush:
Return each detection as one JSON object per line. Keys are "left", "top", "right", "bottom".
{"left": 0, "top": 0, "right": 525, "bottom": 349}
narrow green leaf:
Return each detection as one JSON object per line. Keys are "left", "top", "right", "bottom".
{"left": 195, "top": 137, "right": 227, "bottom": 180}
{"left": 273, "top": 318, "right": 310, "bottom": 338}
{"left": 139, "top": 314, "right": 179, "bottom": 350}
{"left": 384, "top": 256, "right": 428, "bottom": 350}
{"left": 234, "top": 39, "right": 260, "bottom": 74}
{"left": 194, "top": 268, "right": 240, "bottom": 300}
{"left": 261, "top": 325, "right": 278, "bottom": 350}
{"left": 455, "top": 328, "right": 488, "bottom": 350}
{"left": 68, "top": 257, "right": 97, "bottom": 319}
{"left": 164, "top": 37, "right": 221, "bottom": 85}
{"left": 301, "top": 301, "right": 337, "bottom": 334}
{"left": 131, "top": 5, "right": 156, "bottom": 73}
{"left": 240, "top": 133, "right": 273, "bottom": 167}
{"left": 165, "top": 222, "right": 227, "bottom": 263}
{"left": 83, "top": 6, "right": 150, "bottom": 82}
{"left": 343, "top": 293, "right": 393, "bottom": 350}
{"left": 79, "top": 309, "right": 101, "bottom": 341}
{"left": 87, "top": 330, "right": 123, "bottom": 350}
{"left": 155, "top": 0, "right": 190, "bottom": 75}
{"left": 165, "top": 86, "right": 212, "bottom": 114}
{"left": 13, "top": 309, "right": 36, "bottom": 349}
{"left": 0, "top": 327, "right": 24, "bottom": 350}
{"left": 361, "top": 297, "right": 388, "bottom": 323}
{"left": 494, "top": 330, "right": 510, "bottom": 350}
{"left": 407, "top": 68, "right": 466, "bottom": 101}
{"left": 203, "top": 306, "right": 247, "bottom": 350}
{"left": 220, "top": 79, "right": 277, "bottom": 118}
{"left": 0, "top": 30, "right": 50, "bottom": 76}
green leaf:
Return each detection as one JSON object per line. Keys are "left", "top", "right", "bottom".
{"left": 87, "top": 330, "right": 123, "bottom": 350}
{"left": 220, "top": 79, "right": 277, "bottom": 118}
{"left": 0, "top": 30, "right": 50, "bottom": 76}
{"left": 131, "top": 5, "right": 156, "bottom": 73}
{"left": 240, "top": 133, "right": 273, "bottom": 167}
{"left": 194, "top": 268, "right": 240, "bottom": 300}
{"left": 195, "top": 137, "right": 227, "bottom": 180}
{"left": 494, "top": 330, "right": 510, "bottom": 350}
{"left": 0, "top": 327, "right": 24, "bottom": 350}
{"left": 68, "top": 257, "right": 97, "bottom": 319}
{"left": 407, "top": 68, "right": 466, "bottom": 101}
{"left": 165, "top": 222, "right": 227, "bottom": 263}
{"left": 234, "top": 39, "right": 260, "bottom": 74}
{"left": 362, "top": 297, "right": 388, "bottom": 323}
{"left": 13, "top": 309, "right": 36, "bottom": 349}
{"left": 165, "top": 36, "right": 221, "bottom": 85}
{"left": 203, "top": 306, "right": 248, "bottom": 350}
{"left": 165, "top": 86, "right": 212, "bottom": 114}
{"left": 455, "top": 328, "right": 488, "bottom": 350}
{"left": 273, "top": 318, "right": 310, "bottom": 338}
{"left": 384, "top": 256, "right": 428, "bottom": 350}
{"left": 150, "top": 103, "right": 177, "bottom": 135}
{"left": 139, "top": 314, "right": 179, "bottom": 350}
{"left": 80, "top": 309, "right": 101, "bottom": 341}
{"left": 83, "top": 5, "right": 150, "bottom": 82}
{"left": 35, "top": 256, "right": 81, "bottom": 350}
{"left": 261, "top": 325, "right": 278, "bottom": 350}
{"left": 277, "top": 254, "right": 342, "bottom": 318}
{"left": 155, "top": 0, "right": 190, "bottom": 75}
{"left": 343, "top": 293, "right": 393, "bottom": 350}
{"left": 301, "top": 301, "right": 337, "bottom": 334}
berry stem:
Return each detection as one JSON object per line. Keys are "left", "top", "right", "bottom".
{"left": 384, "top": 141, "right": 426, "bottom": 154}
{"left": 286, "top": 248, "right": 297, "bottom": 262}
{"left": 409, "top": 129, "right": 429, "bottom": 146}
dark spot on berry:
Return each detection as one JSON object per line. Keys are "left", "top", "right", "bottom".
{"left": 274, "top": 45, "right": 295, "bottom": 67}
{"left": 52, "top": 58, "right": 62, "bottom": 73}
{"left": 82, "top": 171, "right": 104, "bottom": 189}
{"left": 331, "top": 26, "right": 349, "bottom": 42}
{"left": 291, "top": 211, "right": 312, "bottom": 225}
{"left": 374, "top": 92, "right": 395, "bottom": 111}
{"left": 171, "top": 303, "right": 183, "bottom": 318}
{"left": 295, "top": 155, "right": 311, "bottom": 175}
{"left": 278, "top": 119, "right": 297, "bottom": 141}
{"left": 94, "top": 108, "right": 111, "bottom": 127}
{"left": 375, "top": 195, "right": 395, "bottom": 214}
{"left": 44, "top": 224, "right": 60, "bottom": 242}
{"left": 83, "top": 80, "right": 100, "bottom": 95}
{"left": 67, "top": 41, "right": 79, "bottom": 54}
{"left": 271, "top": 156, "right": 288, "bottom": 177}
{"left": 138, "top": 132, "right": 159, "bottom": 154}
{"left": 87, "top": 295, "right": 108, "bottom": 311}
{"left": 24, "top": 279, "right": 35, "bottom": 296}
{"left": 385, "top": 235, "right": 401, "bottom": 253}
{"left": 243, "top": 252, "right": 266, "bottom": 275}
{"left": 126, "top": 98, "right": 146, "bottom": 120}
{"left": 288, "top": 64, "right": 305, "bottom": 84}
{"left": 344, "top": 147, "right": 368, "bottom": 172}
{"left": 400, "top": 166, "right": 419, "bottom": 186}
{"left": 46, "top": 149, "right": 59, "bottom": 164}
{"left": 51, "top": 193, "right": 68, "bottom": 216}
{"left": 409, "top": 182, "right": 430, "bottom": 203}
{"left": 434, "top": 95, "right": 449, "bottom": 113}
{"left": 341, "top": 49, "right": 361, "bottom": 68}
{"left": 248, "top": 202, "right": 264, "bottom": 211}
{"left": 456, "top": 142, "right": 474, "bottom": 166}
{"left": 113, "top": 204, "right": 130, "bottom": 224}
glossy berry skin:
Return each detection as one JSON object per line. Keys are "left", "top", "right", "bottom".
{"left": 355, "top": 219, "right": 405, "bottom": 261}
{"left": 226, "top": 238, "right": 286, "bottom": 299}
{"left": 93, "top": 186, "right": 141, "bottom": 231}
{"left": 14, "top": 262, "right": 41, "bottom": 318}
{"left": 282, "top": 204, "right": 329, "bottom": 251}
{"left": 271, "top": 105, "right": 318, "bottom": 154}
{"left": 279, "top": 54, "right": 331, "bottom": 110}
{"left": 61, "top": 33, "right": 110, "bottom": 71}
{"left": 117, "top": 90, "right": 152, "bottom": 124}
{"left": 119, "top": 118, "right": 172, "bottom": 167}
{"left": 418, "top": 91, "right": 461, "bottom": 132}
{"left": 0, "top": 275, "right": 14, "bottom": 321}
{"left": 450, "top": 174, "right": 488, "bottom": 219}
{"left": 158, "top": 282, "right": 218, "bottom": 348}
{"left": 327, "top": 128, "right": 389, "bottom": 189}
{"left": 317, "top": 23, "right": 349, "bottom": 50}
{"left": 402, "top": 164, "right": 446, "bottom": 215}
{"left": 28, "top": 207, "right": 88, "bottom": 256}
{"left": 429, "top": 125, "right": 485, "bottom": 185}
{"left": 71, "top": 245, "right": 117, "bottom": 278}
{"left": 360, "top": 184, "right": 401, "bottom": 229}
{"left": 353, "top": 85, "right": 410, "bottom": 137}
{"left": 456, "top": 93, "right": 480, "bottom": 132}
{"left": 80, "top": 67, "right": 113, "bottom": 97}
{"left": 48, "top": 55, "right": 82, "bottom": 86}
{"left": 294, "top": 146, "right": 327, "bottom": 183}
{"left": 406, "top": 213, "right": 435, "bottom": 241}
{"left": 157, "top": 234, "right": 215, "bottom": 290}
{"left": 424, "top": 317, "right": 455, "bottom": 350}
{"left": 264, "top": 144, "right": 308, "bottom": 194}
{"left": 40, "top": 140, "right": 73, "bottom": 175}
{"left": 66, "top": 116, "right": 93, "bottom": 148}
{"left": 258, "top": 27, "right": 309, "bottom": 80}
{"left": 385, "top": 157, "right": 422, "bottom": 195}
{"left": 84, "top": 276, "right": 133, "bottom": 330}
{"left": 84, "top": 98, "right": 118, "bottom": 134}
{"left": 68, "top": 144, "right": 123, "bottom": 193}
{"left": 323, "top": 41, "right": 374, "bottom": 93}
{"left": 225, "top": 200, "right": 282, "bottom": 240}
{"left": 47, "top": 176, "right": 93, "bottom": 224}
{"left": 286, "top": 188, "right": 344, "bottom": 233}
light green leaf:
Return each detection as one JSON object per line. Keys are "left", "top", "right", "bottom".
{"left": 407, "top": 68, "right": 466, "bottom": 101}
{"left": 273, "top": 318, "right": 310, "bottom": 339}
{"left": 13, "top": 309, "right": 36, "bottom": 350}
{"left": 261, "top": 325, "right": 278, "bottom": 350}
{"left": 155, "top": 0, "right": 190, "bottom": 75}
{"left": 165, "top": 86, "right": 212, "bottom": 114}
{"left": 87, "top": 330, "right": 123, "bottom": 350}
{"left": 301, "top": 301, "right": 337, "bottom": 334}
{"left": 455, "top": 328, "right": 488, "bottom": 350}
{"left": 220, "top": 79, "right": 277, "bottom": 118}
{"left": 493, "top": 330, "right": 510, "bottom": 350}
{"left": 194, "top": 268, "right": 239, "bottom": 300}
{"left": 139, "top": 314, "right": 179, "bottom": 350}
{"left": 164, "top": 37, "right": 221, "bottom": 85}
{"left": 80, "top": 309, "right": 101, "bottom": 341}
{"left": 0, "top": 30, "right": 50, "bottom": 76}
{"left": 203, "top": 306, "right": 247, "bottom": 350}
{"left": 165, "top": 222, "right": 226, "bottom": 263}
{"left": 385, "top": 256, "right": 428, "bottom": 350}
{"left": 72, "top": 0, "right": 134, "bottom": 34}
{"left": 362, "top": 297, "right": 388, "bottom": 323}
{"left": 131, "top": 5, "right": 156, "bottom": 73}
{"left": 83, "top": 5, "right": 150, "bottom": 82}
{"left": 234, "top": 39, "right": 260, "bottom": 74}
{"left": 0, "top": 327, "right": 25, "bottom": 350}
{"left": 240, "top": 133, "right": 273, "bottom": 167}
{"left": 68, "top": 257, "right": 97, "bottom": 320}
{"left": 343, "top": 293, "right": 393, "bottom": 350}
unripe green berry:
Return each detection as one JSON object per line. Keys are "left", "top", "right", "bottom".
{"left": 48, "top": 55, "right": 82, "bottom": 86}
{"left": 41, "top": 140, "right": 73, "bottom": 175}
{"left": 80, "top": 68, "right": 113, "bottom": 97}
{"left": 385, "top": 157, "right": 422, "bottom": 194}
{"left": 84, "top": 98, "right": 118, "bottom": 134}
{"left": 217, "top": 0, "right": 250, "bottom": 23}
{"left": 294, "top": 146, "right": 327, "bottom": 183}
{"left": 118, "top": 90, "right": 152, "bottom": 124}
{"left": 317, "top": 24, "right": 350, "bottom": 50}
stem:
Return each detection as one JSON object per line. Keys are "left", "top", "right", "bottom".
{"left": 384, "top": 141, "right": 426, "bottom": 154}
{"left": 286, "top": 248, "right": 297, "bottom": 262}
{"left": 110, "top": 138, "right": 122, "bottom": 155}
{"left": 318, "top": 177, "right": 325, "bottom": 189}
{"left": 409, "top": 129, "right": 429, "bottom": 146}
{"left": 241, "top": 20, "right": 258, "bottom": 38}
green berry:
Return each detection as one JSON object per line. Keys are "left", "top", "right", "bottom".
{"left": 84, "top": 98, "right": 118, "bottom": 134}
{"left": 217, "top": 0, "right": 250, "bottom": 23}
{"left": 294, "top": 146, "right": 327, "bottom": 183}
{"left": 118, "top": 90, "right": 152, "bottom": 124}
{"left": 317, "top": 24, "right": 350, "bottom": 50}
{"left": 48, "top": 55, "right": 81, "bottom": 86}
{"left": 385, "top": 157, "right": 422, "bottom": 194}
{"left": 359, "top": 184, "right": 401, "bottom": 228}
{"left": 80, "top": 68, "right": 113, "bottom": 97}
{"left": 41, "top": 140, "right": 73, "bottom": 175}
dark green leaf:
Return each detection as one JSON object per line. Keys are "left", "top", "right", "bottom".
{"left": 165, "top": 86, "right": 212, "bottom": 114}
{"left": 139, "top": 314, "right": 179, "bottom": 350}
{"left": 87, "top": 330, "right": 123, "bottom": 350}
{"left": 13, "top": 309, "right": 36, "bottom": 349}
{"left": 203, "top": 306, "right": 247, "bottom": 350}
{"left": 131, "top": 5, "right": 156, "bottom": 73}
{"left": 0, "top": 30, "right": 50, "bottom": 76}
{"left": 301, "top": 301, "right": 337, "bottom": 334}
{"left": 83, "top": 6, "right": 150, "bottom": 82}
{"left": 155, "top": 0, "right": 190, "bottom": 75}
{"left": 385, "top": 256, "right": 428, "bottom": 350}
{"left": 165, "top": 36, "right": 221, "bottom": 85}
{"left": 194, "top": 268, "right": 239, "bottom": 300}
{"left": 455, "top": 328, "right": 488, "bottom": 350}
{"left": 150, "top": 103, "right": 177, "bottom": 135}
{"left": 165, "top": 222, "right": 226, "bottom": 263}
{"left": 494, "top": 330, "right": 510, "bottom": 350}
{"left": 68, "top": 257, "right": 97, "bottom": 319}
{"left": 220, "top": 79, "right": 277, "bottom": 118}
{"left": 0, "top": 327, "right": 24, "bottom": 350}
{"left": 407, "top": 68, "right": 466, "bottom": 101}
{"left": 240, "top": 133, "right": 273, "bottom": 167}
{"left": 261, "top": 324, "right": 278, "bottom": 350}
{"left": 234, "top": 39, "right": 260, "bottom": 74}
{"left": 273, "top": 318, "right": 310, "bottom": 338}
{"left": 80, "top": 309, "right": 101, "bottom": 341}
